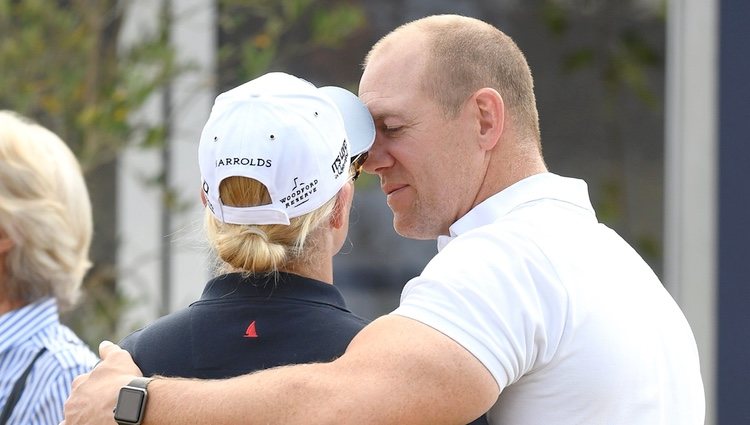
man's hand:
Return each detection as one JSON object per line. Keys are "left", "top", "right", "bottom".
{"left": 62, "top": 341, "right": 143, "bottom": 425}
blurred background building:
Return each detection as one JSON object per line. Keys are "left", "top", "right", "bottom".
{"left": 1, "top": 0, "right": 747, "bottom": 423}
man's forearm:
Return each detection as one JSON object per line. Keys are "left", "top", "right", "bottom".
{"left": 143, "top": 362, "right": 343, "bottom": 425}
{"left": 63, "top": 343, "right": 356, "bottom": 425}
{"left": 139, "top": 315, "right": 498, "bottom": 425}
{"left": 64, "top": 316, "right": 497, "bottom": 425}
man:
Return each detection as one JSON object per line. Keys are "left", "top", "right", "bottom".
{"left": 0, "top": 111, "right": 98, "bottom": 424}
{"left": 63, "top": 14, "right": 704, "bottom": 425}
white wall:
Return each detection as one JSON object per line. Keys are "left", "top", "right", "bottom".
{"left": 664, "top": 0, "right": 718, "bottom": 423}
{"left": 117, "top": 0, "right": 215, "bottom": 334}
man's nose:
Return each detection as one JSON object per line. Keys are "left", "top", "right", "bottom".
{"left": 361, "top": 132, "right": 391, "bottom": 175}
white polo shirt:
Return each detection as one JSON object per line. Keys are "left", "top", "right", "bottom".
{"left": 392, "top": 173, "right": 705, "bottom": 425}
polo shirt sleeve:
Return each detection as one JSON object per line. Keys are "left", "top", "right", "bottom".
{"left": 391, "top": 228, "right": 569, "bottom": 390}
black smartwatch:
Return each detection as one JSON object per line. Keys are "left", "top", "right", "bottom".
{"left": 114, "top": 377, "right": 153, "bottom": 425}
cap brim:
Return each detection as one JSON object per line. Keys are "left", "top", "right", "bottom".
{"left": 320, "top": 86, "right": 375, "bottom": 156}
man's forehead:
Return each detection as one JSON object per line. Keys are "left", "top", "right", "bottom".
{"left": 358, "top": 93, "right": 409, "bottom": 121}
{"left": 359, "top": 78, "right": 421, "bottom": 120}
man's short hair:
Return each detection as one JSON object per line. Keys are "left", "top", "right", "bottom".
{"left": 366, "top": 15, "right": 541, "bottom": 146}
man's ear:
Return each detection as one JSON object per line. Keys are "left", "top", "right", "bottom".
{"left": 471, "top": 87, "right": 504, "bottom": 151}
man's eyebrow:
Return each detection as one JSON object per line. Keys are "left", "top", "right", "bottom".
{"left": 371, "top": 112, "right": 395, "bottom": 121}
{"left": 369, "top": 108, "right": 407, "bottom": 121}
{"left": 362, "top": 97, "right": 399, "bottom": 118}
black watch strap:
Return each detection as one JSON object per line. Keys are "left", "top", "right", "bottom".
{"left": 127, "top": 377, "right": 153, "bottom": 390}
{"left": 114, "top": 377, "right": 153, "bottom": 425}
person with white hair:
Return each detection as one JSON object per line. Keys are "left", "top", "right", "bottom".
{"left": 0, "top": 110, "right": 98, "bottom": 424}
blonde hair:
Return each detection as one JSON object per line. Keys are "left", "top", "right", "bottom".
{"left": 204, "top": 173, "right": 348, "bottom": 275}
{"left": 0, "top": 111, "right": 93, "bottom": 310}
{"left": 365, "top": 14, "right": 541, "bottom": 148}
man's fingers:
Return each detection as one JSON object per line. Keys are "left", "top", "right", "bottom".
{"left": 99, "top": 340, "right": 119, "bottom": 359}
{"left": 64, "top": 342, "right": 142, "bottom": 425}
{"left": 71, "top": 372, "right": 90, "bottom": 390}
{"left": 94, "top": 340, "right": 142, "bottom": 378}
{"left": 96, "top": 341, "right": 135, "bottom": 370}
{"left": 99, "top": 340, "right": 136, "bottom": 365}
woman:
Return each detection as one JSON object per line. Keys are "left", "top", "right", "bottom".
{"left": 119, "top": 72, "right": 375, "bottom": 379}
{"left": 0, "top": 111, "right": 98, "bottom": 424}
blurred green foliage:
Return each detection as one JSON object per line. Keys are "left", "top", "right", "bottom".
{"left": 539, "top": 0, "right": 664, "bottom": 109}
{"left": 217, "top": 0, "right": 366, "bottom": 88}
{"left": 0, "top": 0, "right": 177, "bottom": 172}
{"left": 538, "top": 0, "right": 665, "bottom": 267}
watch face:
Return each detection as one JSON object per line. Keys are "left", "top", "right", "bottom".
{"left": 114, "top": 388, "right": 145, "bottom": 423}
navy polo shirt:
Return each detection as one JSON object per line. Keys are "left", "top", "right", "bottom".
{"left": 120, "top": 272, "right": 369, "bottom": 379}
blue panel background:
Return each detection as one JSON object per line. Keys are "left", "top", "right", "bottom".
{"left": 718, "top": 0, "right": 750, "bottom": 423}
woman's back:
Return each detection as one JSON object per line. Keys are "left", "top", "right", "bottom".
{"left": 120, "top": 272, "right": 367, "bottom": 379}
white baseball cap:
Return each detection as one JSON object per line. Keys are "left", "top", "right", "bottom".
{"left": 199, "top": 72, "right": 375, "bottom": 225}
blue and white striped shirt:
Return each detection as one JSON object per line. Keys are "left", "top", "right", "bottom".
{"left": 0, "top": 298, "right": 98, "bottom": 424}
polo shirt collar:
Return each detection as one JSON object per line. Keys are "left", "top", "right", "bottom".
{"left": 199, "top": 272, "right": 349, "bottom": 311}
{"left": 437, "top": 172, "right": 595, "bottom": 251}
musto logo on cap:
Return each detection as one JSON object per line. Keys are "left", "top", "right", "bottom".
{"left": 280, "top": 178, "right": 319, "bottom": 208}
{"left": 330, "top": 139, "right": 349, "bottom": 180}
